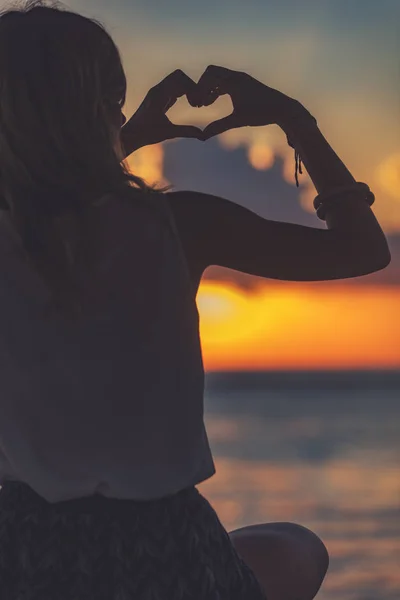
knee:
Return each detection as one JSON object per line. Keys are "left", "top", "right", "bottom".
{"left": 273, "top": 522, "right": 330, "bottom": 580}
{"left": 231, "top": 521, "right": 329, "bottom": 582}
{"left": 230, "top": 521, "right": 329, "bottom": 600}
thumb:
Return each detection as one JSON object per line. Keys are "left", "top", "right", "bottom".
{"left": 202, "top": 114, "right": 239, "bottom": 140}
{"left": 169, "top": 124, "right": 204, "bottom": 140}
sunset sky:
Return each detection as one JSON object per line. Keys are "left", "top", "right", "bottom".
{"left": 68, "top": 0, "right": 400, "bottom": 370}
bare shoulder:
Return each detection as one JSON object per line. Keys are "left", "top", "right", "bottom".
{"left": 164, "top": 190, "right": 217, "bottom": 274}
{"left": 164, "top": 189, "right": 258, "bottom": 273}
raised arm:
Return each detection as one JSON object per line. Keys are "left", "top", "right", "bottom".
{"left": 166, "top": 66, "right": 390, "bottom": 282}
{"left": 166, "top": 188, "right": 390, "bottom": 282}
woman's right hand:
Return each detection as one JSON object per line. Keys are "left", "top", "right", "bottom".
{"left": 188, "top": 65, "right": 305, "bottom": 140}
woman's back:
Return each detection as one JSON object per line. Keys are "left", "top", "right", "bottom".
{"left": 0, "top": 191, "right": 215, "bottom": 503}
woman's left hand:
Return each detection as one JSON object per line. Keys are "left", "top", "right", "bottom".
{"left": 120, "top": 70, "right": 204, "bottom": 157}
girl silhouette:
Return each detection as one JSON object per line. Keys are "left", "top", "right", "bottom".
{"left": 0, "top": 1, "right": 390, "bottom": 599}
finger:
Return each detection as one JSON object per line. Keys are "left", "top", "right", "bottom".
{"left": 168, "top": 124, "right": 205, "bottom": 141}
{"left": 202, "top": 114, "right": 239, "bottom": 140}
{"left": 193, "top": 65, "right": 239, "bottom": 106}
{"left": 150, "top": 69, "right": 198, "bottom": 111}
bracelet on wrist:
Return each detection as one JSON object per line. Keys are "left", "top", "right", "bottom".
{"left": 279, "top": 106, "right": 318, "bottom": 188}
{"left": 314, "top": 182, "right": 375, "bottom": 221}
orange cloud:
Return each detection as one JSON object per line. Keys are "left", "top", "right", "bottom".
{"left": 247, "top": 142, "right": 275, "bottom": 171}
{"left": 375, "top": 152, "right": 400, "bottom": 202}
{"left": 124, "top": 144, "right": 168, "bottom": 188}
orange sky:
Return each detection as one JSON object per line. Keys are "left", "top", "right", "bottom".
{"left": 198, "top": 281, "right": 400, "bottom": 371}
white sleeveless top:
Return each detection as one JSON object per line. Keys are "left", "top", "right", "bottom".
{"left": 0, "top": 189, "right": 215, "bottom": 503}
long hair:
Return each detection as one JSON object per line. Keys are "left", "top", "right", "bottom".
{"left": 0, "top": 0, "right": 168, "bottom": 319}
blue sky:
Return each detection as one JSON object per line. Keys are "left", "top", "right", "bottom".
{"left": 64, "top": 1, "right": 400, "bottom": 231}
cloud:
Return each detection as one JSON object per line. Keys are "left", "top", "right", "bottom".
{"left": 163, "top": 137, "right": 400, "bottom": 288}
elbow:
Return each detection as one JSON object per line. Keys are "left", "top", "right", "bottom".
{"left": 337, "top": 226, "right": 392, "bottom": 276}
{"left": 368, "top": 236, "right": 392, "bottom": 272}
{"left": 371, "top": 248, "right": 391, "bottom": 272}
{"left": 327, "top": 205, "right": 392, "bottom": 276}
{"left": 354, "top": 245, "right": 391, "bottom": 276}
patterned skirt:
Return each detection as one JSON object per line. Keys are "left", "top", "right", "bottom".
{"left": 0, "top": 480, "right": 268, "bottom": 600}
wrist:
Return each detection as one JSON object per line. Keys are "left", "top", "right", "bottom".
{"left": 276, "top": 102, "right": 317, "bottom": 133}
{"left": 120, "top": 121, "right": 145, "bottom": 157}
{"left": 276, "top": 103, "right": 319, "bottom": 152}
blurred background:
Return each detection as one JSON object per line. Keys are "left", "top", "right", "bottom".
{"left": 73, "top": 1, "right": 400, "bottom": 597}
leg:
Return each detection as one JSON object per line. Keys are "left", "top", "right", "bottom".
{"left": 229, "top": 522, "right": 329, "bottom": 600}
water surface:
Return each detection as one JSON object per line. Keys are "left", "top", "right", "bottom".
{"left": 199, "top": 371, "right": 400, "bottom": 600}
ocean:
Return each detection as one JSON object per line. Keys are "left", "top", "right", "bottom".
{"left": 198, "top": 370, "right": 400, "bottom": 600}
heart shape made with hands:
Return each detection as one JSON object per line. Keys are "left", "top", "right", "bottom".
{"left": 166, "top": 93, "right": 234, "bottom": 135}
{"left": 131, "top": 66, "right": 252, "bottom": 145}
{"left": 125, "top": 66, "right": 297, "bottom": 150}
